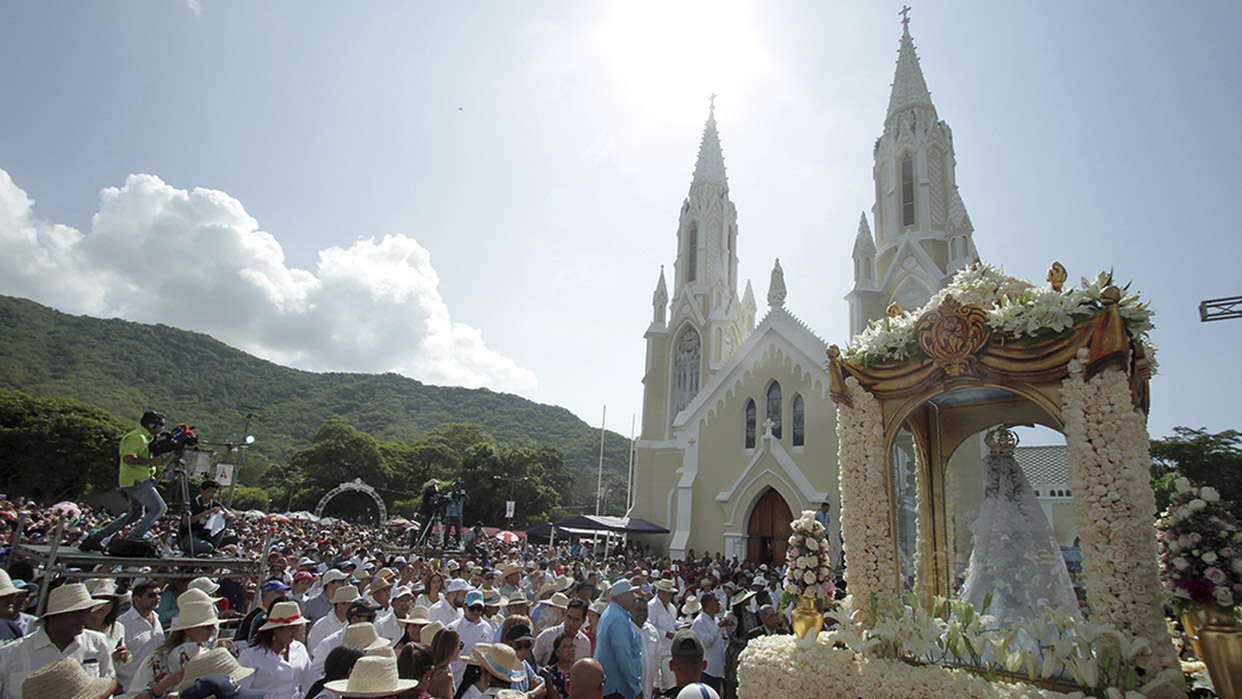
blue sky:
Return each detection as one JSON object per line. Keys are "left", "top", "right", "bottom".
{"left": 1, "top": 2, "right": 1240, "bottom": 444}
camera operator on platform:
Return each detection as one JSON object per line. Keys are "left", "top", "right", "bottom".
{"left": 413, "top": 479, "right": 442, "bottom": 546}
{"left": 79, "top": 411, "right": 170, "bottom": 551}
{"left": 182, "top": 479, "right": 239, "bottom": 555}
{"left": 442, "top": 482, "right": 467, "bottom": 549}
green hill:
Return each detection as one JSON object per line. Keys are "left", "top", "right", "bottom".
{"left": 0, "top": 294, "right": 632, "bottom": 513}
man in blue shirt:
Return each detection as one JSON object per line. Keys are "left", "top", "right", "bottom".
{"left": 814, "top": 501, "right": 831, "bottom": 533}
{"left": 594, "top": 579, "right": 642, "bottom": 699}
{"left": 442, "top": 484, "right": 467, "bottom": 550}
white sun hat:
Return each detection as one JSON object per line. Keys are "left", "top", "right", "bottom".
{"left": 188, "top": 576, "right": 220, "bottom": 595}
{"left": 257, "top": 600, "right": 308, "bottom": 631}
{"left": 168, "top": 601, "right": 220, "bottom": 632}
{"left": 332, "top": 585, "right": 362, "bottom": 604}
{"left": 178, "top": 588, "right": 222, "bottom": 606}
{"left": 324, "top": 654, "right": 419, "bottom": 697}
{"left": 42, "top": 583, "right": 107, "bottom": 618}
{"left": 341, "top": 622, "right": 390, "bottom": 652}
{"left": 178, "top": 647, "right": 256, "bottom": 690}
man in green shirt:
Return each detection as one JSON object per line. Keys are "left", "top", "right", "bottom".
{"left": 79, "top": 411, "right": 170, "bottom": 551}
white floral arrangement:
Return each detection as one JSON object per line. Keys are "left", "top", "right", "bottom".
{"left": 841, "top": 264, "right": 1157, "bottom": 370}
{"left": 834, "top": 376, "right": 901, "bottom": 620}
{"left": 1158, "top": 477, "right": 1242, "bottom": 609}
{"left": 1061, "top": 350, "right": 1182, "bottom": 694}
{"left": 783, "top": 510, "right": 835, "bottom": 599}
{"left": 816, "top": 594, "right": 1176, "bottom": 697}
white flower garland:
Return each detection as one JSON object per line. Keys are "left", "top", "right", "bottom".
{"left": 1061, "top": 350, "right": 1183, "bottom": 696}
{"left": 843, "top": 265, "right": 1157, "bottom": 370}
{"left": 836, "top": 376, "right": 900, "bottom": 621}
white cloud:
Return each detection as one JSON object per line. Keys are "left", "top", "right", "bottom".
{"left": 0, "top": 168, "right": 537, "bottom": 393}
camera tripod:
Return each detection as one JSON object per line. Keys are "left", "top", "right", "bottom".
{"left": 158, "top": 447, "right": 198, "bottom": 554}
{"left": 412, "top": 508, "right": 446, "bottom": 552}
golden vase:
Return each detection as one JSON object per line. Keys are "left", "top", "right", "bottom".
{"left": 1198, "top": 604, "right": 1242, "bottom": 699}
{"left": 1182, "top": 607, "right": 1206, "bottom": 662}
{"left": 791, "top": 594, "right": 823, "bottom": 642}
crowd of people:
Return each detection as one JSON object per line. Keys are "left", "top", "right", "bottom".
{"left": 0, "top": 408, "right": 825, "bottom": 698}
{"left": 0, "top": 485, "right": 815, "bottom": 699}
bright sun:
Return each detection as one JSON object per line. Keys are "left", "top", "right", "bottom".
{"left": 594, "top": 0, "right": 770, "bottom": 117}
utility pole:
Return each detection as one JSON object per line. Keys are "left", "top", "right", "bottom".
{"left": 226, "top": 406, "right": 261, "bottom": 508}
{"left": 493, "top": 475, "right": 527, "bottom": 531}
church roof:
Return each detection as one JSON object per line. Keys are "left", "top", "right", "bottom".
{"left": 1014, "top": 445, "right": 1070, "bottom": 486}
{"left": 690, "top": 102, "right": 728, "bottom": 190}
{"left": 886, "top": 20, "right": 937, "bottom": 124}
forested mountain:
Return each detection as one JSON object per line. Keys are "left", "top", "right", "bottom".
{"left": 0, "top": 295, "right": 633, "bottom": 516}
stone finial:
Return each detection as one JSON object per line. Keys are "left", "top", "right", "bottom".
{"left": 767, "top": 258, "right": 787, "bottom": 308}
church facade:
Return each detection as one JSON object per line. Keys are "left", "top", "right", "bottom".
{"left": 630, "top": 20, "right": 981, "bottom": 565}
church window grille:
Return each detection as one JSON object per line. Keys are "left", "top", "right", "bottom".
{"left": 687, "top": 224, "right": 698, "bottom": 282}
{"left": 744, "top": 399, "right": 756, "bottom": 449}
{"left": 791, "top": 394, "right": 805, "bottom": 447}
{"left": 901, "top": 154, "right": 915, "bottom": 227}
{"left": 766, "top": 381, "right": 783, "bottom": 440}
{"left": 728, "top": 226, "right": 737, "bottom": 288}
{"left": 673, "top": 326, "right": 701, "bottom": 415}
{"left": 928, "top": 147, "right": 946, "bottom": 228}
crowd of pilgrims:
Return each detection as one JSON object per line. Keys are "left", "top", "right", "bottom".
{"left": 0, "top": 495, "right": 816, "bottom": 699}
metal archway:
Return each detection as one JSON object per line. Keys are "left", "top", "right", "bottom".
{"left": 314, "top": 478, "right": 388, "bottom": 523}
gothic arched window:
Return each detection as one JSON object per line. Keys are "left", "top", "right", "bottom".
{"left": 766, "top": 381, "right": 782, "bottom": 440}
{"left": 744, "top": 399, "right": 756, "bottom": 449}
{"left": 791, "top": 393, "right": 805, "bottom": 447}
{"left": 901, "top": 153, "right": 915, "bottom": 227}
{"left": 673, "top": 326, "right": 701, "bottom": 416}
{"left": 687, "top": 223, "right": 698, "bottom": 283}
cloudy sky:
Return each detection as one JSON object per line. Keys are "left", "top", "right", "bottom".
{"left": 1, "top": 2, "right": 1240, "bottom": 444}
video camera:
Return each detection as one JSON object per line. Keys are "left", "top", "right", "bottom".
{"left": 149, "top": 424, "right": 199, "bottom": 456}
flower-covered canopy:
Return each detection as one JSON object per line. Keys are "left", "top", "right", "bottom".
{"left": 827, "top": 262, "right": 1182, "bottom": 695}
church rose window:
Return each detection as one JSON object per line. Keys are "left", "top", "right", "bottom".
{"left": 673, "top": 326, "right": 701, "bottom": 415}
{"left": 744, "top": 399, "right": 756, "bottom": 449}
{"left": 766, "top": 381, "right": 783, "bottom": 439}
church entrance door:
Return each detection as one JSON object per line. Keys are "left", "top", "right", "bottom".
{"left": 747, "top": 488, "right": 792, "bottom": 566}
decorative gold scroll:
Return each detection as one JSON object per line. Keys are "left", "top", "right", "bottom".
{"left": 829, "top": 287, "right": 1148, "bottom": 414}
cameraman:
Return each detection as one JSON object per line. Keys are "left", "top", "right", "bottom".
{"left": 79, "top": 410, "right": 169, "bottom": 551}
{"left": 442, "top": 483, "right": 467, "bottom": 550}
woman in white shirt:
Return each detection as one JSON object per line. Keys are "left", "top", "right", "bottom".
{"left": 127, "top": 601, "right": 220, "bottom": 699}
{"left": 238, "top": 600, "right": 313, "bottom": 699}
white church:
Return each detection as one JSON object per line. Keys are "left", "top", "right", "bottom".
{"left": 629, "top": 19, "right": 1075, "bottom": 568}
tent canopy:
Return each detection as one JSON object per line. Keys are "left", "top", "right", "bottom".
{"left": 526, "top": 515, "right": 668, "bottom": 540}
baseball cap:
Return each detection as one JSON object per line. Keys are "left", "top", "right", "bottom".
{"left": 671, "top": 629, "right": 705, "bottom": 658}
{"left": 464, "top": 590, "right": 485, "bottom": 608}
{"left": 180, "top": 674, "right": 265, "bottom": 699}
{"left": 261, "top": 579, "right": 291, "bottom": 595}
{"left": 447, "top": 578, "right": 471, "bottom": 593}
{"left": 293, "top": 571, "right": 314, "bottom": 582}
{"left": 347, "top": 600, "right": 382, "bottom": 619}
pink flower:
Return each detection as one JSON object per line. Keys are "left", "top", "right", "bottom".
{"left": 1206, "top": 568, "right": 1227, "bottom": 585}
{"left": 1190, "top": 533, "right": 1203, "bottom": 544}
{"left": 1224, "top": 548, "right": 1235, "bottom": 558}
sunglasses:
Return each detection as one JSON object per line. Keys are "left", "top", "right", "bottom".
{"left": 467, "top": 605, "right": 484, "bottom": 612}
{"left": 513, "top": 641, "right": 532, "bottom": 650}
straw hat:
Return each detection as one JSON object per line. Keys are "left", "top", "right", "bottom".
{"left": 322, "top": 569, "right": 349, "bottom": 585}
{"left": 553, "top": 575, "right": 574, "bottom": 591}
{"left": 178, "top": 647, "right": 257, "bottom": 690}
{"left": 401, "top": 605, "right": 432, "bottom": 626}
{"left": 43, "top": 583, "right": 106, "bottom": 617}
{"left": 169, "top": 601, "right": 220, "bottom": 632}
{"left": 731, "top": 589, "right": 759, "bottom": 608}
{"left": 540, "top": 592, "right": 569, "bottom": 609}
{"left": 680, "top": 596, "right": 701, "bottom": 616}
{"left": 499, "top": 563, "right": 523, "bottom": 579}
{"left": 332, "top": 585, "right": 362, "bottom": 605}
{"left": 257, "top": 600, "right": 307, "bottom": 631}
{"left": 341, "top": 622, "right": 390, "bottom": 652}
{"left": 84, "top": 578, "right": 123, "bottom": 600}
{"left": 503, "top": 591, "right": 529, "bottom": 606}
{"left": 419, "top": 620, "right": 446, "bottom": 646}
{"left": 370, "top": 574, "right": 393, "bottom": 593}
{"left": 481, "top": 589, "right": 502, "bottom": 606}
{"left": 20, "top": 657, "right": 115, "bottom": 699}
{"left": 324, "top": 654, "right": 419, "bottom": 697}
{"left": 0, "top": 569, "right": 17, "bottom": 597}
{"left": 589, "top": 599, "right": 608, "bottom": 615}
{"left": 188, "top": 576, "right": 220, "bottom": 595}
{"left": 653, "top": 579, "right": 678, "bottom": 594}
{"left": 179, "top": 588, "right": 222, "bottom": 606}
{"left": 466, "top": 643, "right": 526, "bottom": 683}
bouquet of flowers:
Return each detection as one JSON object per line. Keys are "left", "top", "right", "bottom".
{"left": 783, "top": 510, "right": 834, "bottom": 599}
{"left": 1158, "top": 477, "right": 1242, "bottom": 609}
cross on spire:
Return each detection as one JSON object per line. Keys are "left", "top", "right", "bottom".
{"left": 899, "top": 5, "right": 911, "bottom": 28}
{"left": 709, "top": 93, "right": 717, "bottom": 113}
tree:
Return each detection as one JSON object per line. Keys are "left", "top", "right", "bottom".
{"left": 1151, "top": 427, "right": 1242, "bottom": 520}
{"left": 289, "top": 418, "right": 390, "bottom": 497}
{"left": 0, "top": 389, "right": 131, "bottom": 500}
{"left": 425, "top": 423, "right": 496, "bottom": 461}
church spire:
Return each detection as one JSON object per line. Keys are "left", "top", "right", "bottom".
{"left": 767, "top": 258, "right": 787, "bottom": 309}
{"left": 652, "top": 266, "right": 668, "bottom": 325}
{"left": 690, "top": 95, "right": 728, "bottom": 191}
{"left": 885, "top": 9, "right": 936, "bottom": 126}
{"left": 852, "top": 212, "right": 876, "bottom": 258}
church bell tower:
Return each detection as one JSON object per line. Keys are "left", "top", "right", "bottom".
{"left": 847, "top": 14, "right": 979, "bottom": 337}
